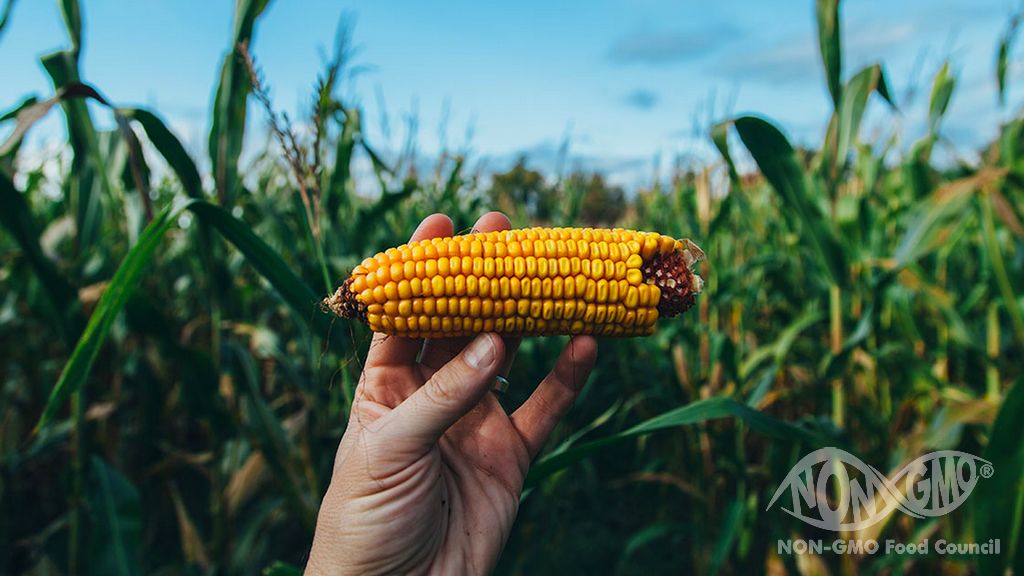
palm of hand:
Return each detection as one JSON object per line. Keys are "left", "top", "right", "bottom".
{"left": 337, "top": 363, "right": 530, "bottom": 575}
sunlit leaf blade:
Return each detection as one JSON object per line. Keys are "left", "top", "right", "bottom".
{"left": 0, "top": 95, "right": 38, "bottom": 171}
{"left": 88, "top": 456, "right": 142, "bottom": 576}
{"left": 58, "top": 0, "right": 82, "bottom": 53}
{"left": 991, "top": 189, "right": 1024, "bottom": 239}
{"left": 113, "top": 114, "right": 153, "bottom": 221}
{"left": 525, "top": 396, "right": 834, "bottom": 488}
{"left": 733, "top": 115, "right": 848, "bottom": 285}
{"left": 974, "top": 379, "right": 1024, "bottom": 575}
{"left": 0, "top": 82, "right": 106, "bottom": 156}
{"left": 41, "top": 51, "right": 109, "bottom": 253}
{"left": 441, "top": 155, "right": 465, "bottom": 205}
{"left": 997, "top": 16, "right": 1020, "bottom": 106}
{"left": 209, "top": 0, "right": 271, "bottom": 205}
{"left": 326, "top": 107, "right": 358, "bottom": 219}
{"left": 928, "top": 62, "right": 955, "bottom": 134}
{"left": 121, "top": 107, "right": 203, "bottom": 199}
{"left": 711, "top": 119, "right": 741, "bottom": 190}
{"left": 0, "top": 94, "right": 39, "bottom": 123}
{"left": 981, "top": 193, "right": 1024, "bottom": 345}
{"left": 835, "top": 64, "right": 896, "bottom": 166}
{"left": 816, "top": 0, "right": 842, "bottom": 108}
{"left": 1001, "top": 118, "right": 1024, "bottom": 176}
{"left": 892, "top": 170, "right": 996, "bottom": 270}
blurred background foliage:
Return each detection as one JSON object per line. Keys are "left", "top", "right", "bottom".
{"left": 1, "top": 0, "right": 1023, "bottom": 574}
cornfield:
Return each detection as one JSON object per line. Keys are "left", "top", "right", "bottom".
{"left": 1, "top": 0, "right": 1022, "bottom": 574}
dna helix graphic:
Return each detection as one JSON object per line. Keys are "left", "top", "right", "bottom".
{"left": 766, "top": 447, "right": 994, "bottom": 532}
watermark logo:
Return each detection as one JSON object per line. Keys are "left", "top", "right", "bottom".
{"left": 766, "top": 447, "right": 993, "bottom": 532}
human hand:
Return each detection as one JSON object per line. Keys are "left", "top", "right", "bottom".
{"left": 306, "top": 212, "right": 598, "bottom": 575}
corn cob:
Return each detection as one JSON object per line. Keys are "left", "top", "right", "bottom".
{"left": 324, "top": 227, "right": 704, "bottom": 337}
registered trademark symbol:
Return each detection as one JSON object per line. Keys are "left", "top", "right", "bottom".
{"left": 980, "top": 463, "right": 994, "bottom": 478}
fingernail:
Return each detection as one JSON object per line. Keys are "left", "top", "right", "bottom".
{"left": 465, "top": 334, "right": 496, "bottom": 368}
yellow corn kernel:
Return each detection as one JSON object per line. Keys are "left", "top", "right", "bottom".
{"left": 627, "top": 269, "right": 644, "bottom": 285}
{"left": 397, "top": 280, "right": 412, "bottom": 299}
{"left": 351, "top": 275, "right": 367, "bottom": 293}
{"left": 625, "top": 286, "right": 639, "bottom": 308}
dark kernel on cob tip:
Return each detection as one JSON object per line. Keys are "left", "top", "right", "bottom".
{"left": 323, "top": 227, "right": 704, "bottom": 337}
{"left": 323, "top": 276, "right": 367, "bottom": 322}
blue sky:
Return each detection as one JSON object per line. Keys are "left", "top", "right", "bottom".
{"left": 1, "top": 0, "right": 1020, "bottom": 187}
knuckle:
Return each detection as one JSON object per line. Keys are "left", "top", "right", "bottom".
{"left": 425, "top": 367, "right": 463, "bottom": 405}
{"left": 532, "top": 387, "right": 561, "bottom": 418}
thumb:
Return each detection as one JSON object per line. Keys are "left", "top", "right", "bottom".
{"left": 381, "top": 333, "right": 503, "bottom": 448}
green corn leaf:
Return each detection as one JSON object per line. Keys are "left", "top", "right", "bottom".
{"left": 34, "top": 202, "right": 184, "bottom": 432}
{"left": 113, "top": 114, "right": 153, "bottom": 222}
{"left": 354, "top": 180, "right": 416, "bottom": 248}
{"left": 57, "top": 0, "right": 81, "bottom": 53}
{"left": 0, "top": 94, "right": 39, "bottom": 123}
{"left": 711, "top": 119, "right": 742, "bottom": 190}
{"left": 525, "top": 396, "right": 834, "bottom": 488}
{"left": 1001, "top": 118, "right": 1024, "bottom": 175}
{"left": 928, "top": 62, "right": 955, "bottom": 135}
{"left": 835, "top": 64, "right": 896, "bottom": 168}
{"left": 816, "top": 0, "right": 842, "bottom": 109}
{"left": 120, "top": 107, "right": 203, "bottom": 199}
{"left": 327, "top": 107, "right": 359, "bottom": 219}
{"left": 892, "top": 171, "right": 992, "bottom": 270}
{"left": 997, "top": 16, "right": 1020, "bottom": 106}
{"left": 0, "top": 95, "right": 38, "bottom": 171}
{"left": 188, "top": 201, "right": 321, "bottom": 319}
{"left": 981, "top": 192, "right": 1024, "bottom": 345}
{"left": 0, "top": 82, "right": 106, "bottom": 156}
{"left": 974, "top": 378, "right": 1024, "bottom": 575}
{"left": 0, "top": 0, "right": 16, "bottom": 42}
{"left": 362, "top": 135, "right": 396, "bottom": 196}
{"left": 441, "top": 155, "right": 466, "bottom": 206}
{"left": 209, "top": 0, "right": 272, "bottom": 205}
{"left": 708, "top": 500, "right": 744, "bottom": 575}
{"left": 819, "top": 303, "right": 876, "bottom": 382}
{"left": 41, "top": 52, "right": 110, "bottom": 253}
{"left": 263, "top": 562, "right": 303, "bottom": 576}
{"left": 231, "top": 343, "right": 317, "bottom": 531}
{"left": 740, "top": 309, "right": 823, "bottom": 393}
{"left": 88, "top": 456, "right": 142, "bottom": 576}
{"left": 732, "top": 115, "right": 848, "bottom": 286}
{"left": 615, "top": 523, "right": 685, "bottom": 574}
